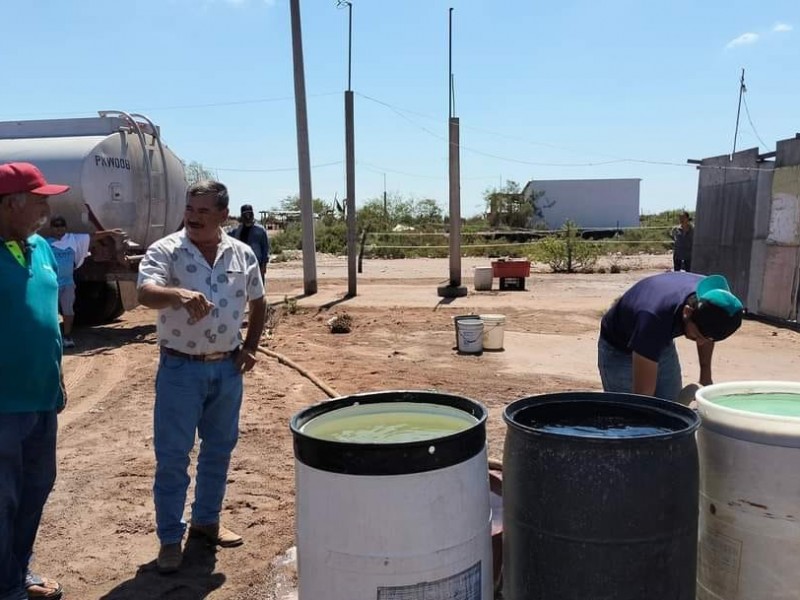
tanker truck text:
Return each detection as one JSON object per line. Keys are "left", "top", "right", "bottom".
{"left": 94, "top": 155, "right": 131, "bottom": 170}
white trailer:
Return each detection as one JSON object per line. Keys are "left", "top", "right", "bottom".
{"left": 522, "top": 178, "right": 641, "bottom": 230}
{"left": 0, "top": 110, "right": 188, "bottom": 322}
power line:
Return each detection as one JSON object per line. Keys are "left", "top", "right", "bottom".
{"left": 213, "top": 160, "right": 343, "bottom": 173}
{"left": 742, "top": 93, "right": 769, "bottom": 149}
{"left": 5, "top": 92, "right": 341, "bottom": 119}
{"left": 357, "top": 91, "right": 775, "bottom": 173}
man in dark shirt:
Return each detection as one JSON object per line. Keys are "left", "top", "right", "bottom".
{"left": 228, "top": 204, "right": 269, "bottom": 280}
{"left": 671, "top": 211, "right": 694, "bottom": 272}
{"left": 598, "top": 272, "right": 744, "bottom": 401}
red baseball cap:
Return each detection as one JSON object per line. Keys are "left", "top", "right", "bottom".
{"left": 0, "top": 162, "right": 70, "bottom": 196}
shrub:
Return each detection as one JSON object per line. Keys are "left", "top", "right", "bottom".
{"left": 533, "top": 221, "right": 600, "bottom": 273}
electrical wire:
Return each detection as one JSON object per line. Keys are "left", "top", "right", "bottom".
{"left": 356, "top": 92, "right": 775, "bottom": 173}
{"left": 742, "top": 93, "right": 769, "bottom": 149}
{"left": 213, "top": 160, "right": 343, "bottom": 173}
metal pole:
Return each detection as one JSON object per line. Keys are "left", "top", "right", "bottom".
{"left": 448, "top": 8, "right": 453, "bottom": 119}
{"left": 347, "top": 2, "right": 353, "bottom": 92}
{"left": 345, "top": 91, "right": 356, "bottom": 296}
{"left": 289, "top": 0, "right": 317, "bottom": 295}
{"left": 383, "top": 173, "right": 387, "bottom": 220}
{"left": 732, "top": 68, "right": 745, "bottom": 158}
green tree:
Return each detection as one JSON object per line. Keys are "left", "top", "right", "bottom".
{"left": 484, "top": 180, "right": 536, "bottom": 229}
{"left": 185, "top": 161, "right": 218, "bottom": 184}
{"left": 279, "top": 194, "right": 329, "bottom": 216}
{"left": 357, "top": 197, "right": 389, "bottom": 232}
{"left": 413, "top": 198, "right": 444, "bottom": 225}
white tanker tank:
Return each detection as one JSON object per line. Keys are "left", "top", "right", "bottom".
{"left": 0, "top": 110, "right": 188, "bottom": 323}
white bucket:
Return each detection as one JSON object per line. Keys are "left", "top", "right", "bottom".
{"left": 480, "top": 314, "right": 506, "bottom": 351}
{"left": 291, "top": 391, "right": 493, "bottom": 600}
{"left": 473, "top": 266, "right": 493, "bottom": 291}
{"left": 456, "top": 318, "right": 484, "bottom": 354}
{"left": 695, "top": 381, "right": 800, "bottom": 600}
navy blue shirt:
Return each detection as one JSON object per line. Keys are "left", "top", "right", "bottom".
{"left": 229, "top": 223, "right": 270, "bottom": 268}
{"left": 600, "top": 272, "right": 703, "bottom": 361}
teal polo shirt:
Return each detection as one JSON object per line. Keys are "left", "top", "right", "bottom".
{"left": 0, "top": 234, "right": 63, "bottom": 413}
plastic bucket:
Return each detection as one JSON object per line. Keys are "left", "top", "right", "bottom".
{"left": 695, "top": 381, "right": 800, "bottom": 600}
{"left": 473, "top": 266, "right": 493, "bottom": 291}
{"left": 451, "top": 315, "right": 477, "bottom": 347}
{"left": 480, "top": 314, "right": 506, "bottom": 351}
{"left": 290, "top": 390, "right": 493, "bottom": 600}
{"left": 456, "top": 318, "right": 484, "bottom": 354}
{"left": 502, "top": 392, "right": 700, "bottom": 600}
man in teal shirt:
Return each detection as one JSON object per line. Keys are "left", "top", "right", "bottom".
{"left": 0, "top": 162, "right": 70, "bottom": 600}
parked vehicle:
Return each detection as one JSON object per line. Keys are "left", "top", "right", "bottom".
{"left": 0, "top": 110, "right": 188, "bottom": 323}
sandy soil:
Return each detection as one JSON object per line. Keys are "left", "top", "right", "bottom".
{"left": 34, "top": 254, "right": 800, "bottom": 599}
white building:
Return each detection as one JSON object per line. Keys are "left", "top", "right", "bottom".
{"left": 522, "top": 178, "right": 641, "bottom": 230}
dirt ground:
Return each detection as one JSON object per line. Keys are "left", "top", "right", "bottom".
{"left": 36, "top": 255, "right": 800, "bottom": 599}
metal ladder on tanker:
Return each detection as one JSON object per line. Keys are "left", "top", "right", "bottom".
{"left": 99, "top": 110, "right": 171, "bottom": 243}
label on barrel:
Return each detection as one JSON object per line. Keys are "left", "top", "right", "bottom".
{"left": 377, "top": 561, "right": 481, "bottom": 600}
{"left": 699, "top": 529, "right": 742, "bottom": 596}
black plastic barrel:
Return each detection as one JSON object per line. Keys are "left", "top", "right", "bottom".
{"left": 502, "top": 392, "right": 700, "bottom": 600}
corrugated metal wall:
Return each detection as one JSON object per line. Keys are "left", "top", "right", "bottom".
{"left": 692, "top": 148, "right": 763, "bottom": 303}
{"left": 692, "top": 137, "right": 800, "bottom": 320}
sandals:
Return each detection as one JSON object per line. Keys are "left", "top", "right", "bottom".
{"left": 25, "top": 572, "right": 63, "bottom": 600}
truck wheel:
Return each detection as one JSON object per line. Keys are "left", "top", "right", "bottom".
{"left": 75, "top": 282, "right": 124, "bottom": 325}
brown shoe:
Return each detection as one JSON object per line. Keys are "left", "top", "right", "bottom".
{"left": 189, "top": 522, "right": 243, "bottom": 548}
{"left": 157, "top": 543, "right": 183, "bottom": 574}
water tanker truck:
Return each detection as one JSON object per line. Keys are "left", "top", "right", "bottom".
{"left": 0, "top": 110, "right": 188, "bottom": 323}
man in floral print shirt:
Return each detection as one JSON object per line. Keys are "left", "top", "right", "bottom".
{"left": 137, "top": 180, "right": 266, "bottom": 574}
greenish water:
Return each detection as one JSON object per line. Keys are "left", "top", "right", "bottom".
{"left": 713, "top": 392, "right": 800, "bottom": 417}
{"left": 300, "top": 402, "right": 477, "bottom": 443}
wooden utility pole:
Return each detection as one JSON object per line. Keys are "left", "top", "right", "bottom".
{"left": 289, "top": 0, "right": 317, "bottom": 295}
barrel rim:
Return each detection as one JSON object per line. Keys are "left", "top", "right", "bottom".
{"left": 696, "top": 380, "right": 800, "bottom": 423}
{"left": 503, "top": 391, "right": 699, "bottom": 442}
{"left": 290, "top": 390, "right": 488, "bottom": 475}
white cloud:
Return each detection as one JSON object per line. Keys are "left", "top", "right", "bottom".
{"left": 726, "top": 32, "right": 760, "bottom": 49}
{"left": 774, "top": 22, "right": 793, "bottom": 33}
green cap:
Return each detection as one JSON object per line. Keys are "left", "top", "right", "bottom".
{"left": 692, "top": 275, "right": 744, "bottom": 341}
{"left": 696, "top": 275, "right": 744, "bottom": 316}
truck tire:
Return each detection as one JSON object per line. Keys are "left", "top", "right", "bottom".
{"left": 74, "top": 281, "right": 124, "bottom": 325}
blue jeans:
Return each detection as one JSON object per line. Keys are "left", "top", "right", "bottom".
{"left": 0, "top": 412, "right": 57, "bottom": 600}
{"left": 153, "top": 353, "right": 243, "bottom": 544}
{"left": 597, "top": 336, "right": 682, "bottom": 402}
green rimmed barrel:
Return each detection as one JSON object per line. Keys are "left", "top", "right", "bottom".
{"left": 291, "top": 390, "right": 493, "bottom": 600}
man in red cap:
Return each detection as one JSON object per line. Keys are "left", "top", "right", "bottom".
{"left": 0, "top": 163, "right": 70, "bottom": 600}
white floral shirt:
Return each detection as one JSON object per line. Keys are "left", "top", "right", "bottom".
{"left": 137, "top": 229, "right": 265, "bottom": 354}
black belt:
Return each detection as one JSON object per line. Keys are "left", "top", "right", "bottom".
{"left": 161, "top": 346, "right": 237, "bottom": 362}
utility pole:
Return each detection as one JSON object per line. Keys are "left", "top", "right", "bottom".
{"left": 383, "top": 173, "right": 387, "bottom": 220}
{"left": 289, "top": 0, "right": 317, "bottom": 295}
{"left": 731, "top": 68, "right": 746, "bottom": 159}
{"left": 338, "top": 0, "right": 357, "bottom": 297}
{"left": 438, "top": 7, "right": 467, "bottom": 298}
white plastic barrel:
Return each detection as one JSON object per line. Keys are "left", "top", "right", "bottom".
{"left": 291, "top": 391, "right": 493, "bottom": 600}
{"left": 695, "top": 381, "right": 800, "bottom": 600}
{"left": 456, "top": 318, "right": 484, "bottom": 354}
{"left": 473, "top": 267, "right": 494, "bottom": 291}
{"left": 480, "top": 314, "right": 506, "bottom": 351}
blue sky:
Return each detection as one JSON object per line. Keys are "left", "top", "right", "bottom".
{"left": 2, "top": 0, "right": 798, "bottom": 217}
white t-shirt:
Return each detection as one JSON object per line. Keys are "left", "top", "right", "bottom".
{"left": 49, "top": 232, "right": 91, "bottom": 268}
{"left": 137, "top": 229, "right": 265, "bottom": 354}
